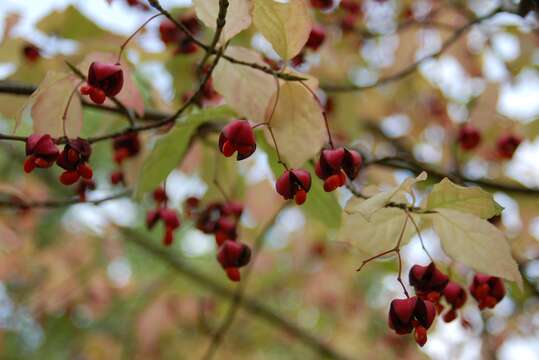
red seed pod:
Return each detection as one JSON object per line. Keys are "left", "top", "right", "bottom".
{"left": 305, "top": 25, "right": 326, "bottom": 51}
{"left": 159, "top": 19, "right": 180, "bottom": 45}
{"left": 409, "top": 263, "right": 449, "bottom": 296}
{"left": 219, "top": 120, "right": 256, "bottom": 160}
{"left": 76, "top": 179, "right": 96, "bottom": 202}
{"left": 315, "top": 147, "right": 362, "bottom": 192}
{"left": 469, "top": 273, "right": 505, "bottom": 310}
{"left": 310, "top": 0, "right": 334, "bottom": 10}
{"left": 225, "top": 267, "right": 241, "bottom": 282}
{"left": 146, "top": 209, "right": 160, "bottom": 229}
{"left": 341, "top": 14, "right": 358, "bottom": 33}
{"left": 388, "top": 296, "right": 436, "bottom": 347}
{"left": 458, "top": 124, "right": 481, "bottom": 151}
{"left": 23, "top": 44, "right": 40, "bottom": 62}
{"left": 291, "top": 52, "right": 306, "bottom": 67}
{"left": 276, "top": 169, "right": 312, "bottom": 205}
{"left": 222, "top": 201, "right": 243, "bottom": 218}
{"left": 340, "top": 0, "right": 361, "bottom": 14}
{"left": 85, "top": 62, "right": 124, "bottom": 104}
{"left": 113, "top": 133, "right": 141, "bottom": 164}
{"left": 57, "top": 138, "right": 93, "bottom": 184}
{"left": 24, "top": 134, "right": 59, "bottom": 173}
{"left": 442, "top": 281, "right": 467, "bottom": 323}
{"left": 214, "top": 217, "right": 238, "bottom": 246}
{"left": 110, "top": 171, "right": 125, "bottom": 185}
{"left": 159, "top": 208, "right": 181, "bottom": 230}
{"left": 496, "top": 134, "right": 522, "bottom": 159}
{"left": 217, "top": 240, "right": 251, "bottom": 269}
{"left": 153, "top": 187, "right": 168, "bottom": 204}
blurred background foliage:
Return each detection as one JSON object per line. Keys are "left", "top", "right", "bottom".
{"left": 0, "top": 0, "right": 538, "bottom": 359}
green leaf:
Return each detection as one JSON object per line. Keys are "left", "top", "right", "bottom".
{"left": 252, "top": 0, "right": 312, "bottom": 60}
{"left": 345, "top": 172, "right": 427, "bottom": 221}
{"left": 134, "top": 106, "right": 236, "bottom": 199}
{"left": 338, "top": 207, "right": 418, "bottom": 257}
{"left": 426, "top": 178, "right": 503, "bottom": 219}
{"left": 37, "top": 6, "right": 108, "bottom": 40}
{"left": 430, "top": 209, "right": 522, "bottom": 287}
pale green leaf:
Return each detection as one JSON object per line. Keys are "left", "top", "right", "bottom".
{"left": 213, "top": 46, "right": 278, "bottom": 124}
{"left": 265, "top": 82, "right": 326, "bottom": 168}
{"left": 193, "top": 0, "right": 253, "bottom": 42}
{"left": 252, "top": 0, "right": 312, "bottom": 60}
{"left": 431, "top": 209, "right": 522, "bottom": 287}
{"left": 134, "top": 106, "right": 236, "bottom": 199}
{"left": 37, "top": 6, "right": 107, "bottom": 40}
{"left": 345, "top": 172, "right": 427, "bottom": 221}
{"left": 427, "top": 178, "right": 503, "bottom": 219}
{"left": 338, "top": 207, "right": 417, "bottom": 257}
{"left": 18, "top": 71, "right": 83, "bottom": 138}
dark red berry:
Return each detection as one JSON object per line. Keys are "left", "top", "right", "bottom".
{"left": 217, "top": 240, "right": 251, "bottom": 269}
{"left": 458, "top": 124, "right": 481, "bottom": 150}
{"left": 442, "top": 281, "right": 467, "bottom": 323}
{"left": 315, "top": 147, "right": 362, "bottom": 192}
{"left": 310, "top": 0, "right": 334, "bottom": 10}
{"left": 469, "top": 273, "right": 505, "bottom": 310}
{"left": 218, "top": 120, "right": 256, "bottom": 160}
{"left": 23, "top": 44, "right": 40, "bottom": 62}
{"left": 82, "top": 62, "right": 124, "bottom": 104}
{"left": 56, "top": 138, "right": 93, "bottom": 185}
{"left": 24, "top": 134, "right": 59, "bottom": 173}
{"left": 153, "top": 187, "right": 168, "bottom": 203}
{"left": 409, "top": 263, "right": 449, "bottom": 297}
{"left": 110, "top": 171, "right": 125, "bottom": 185}
{"left": 388, "top": 296, "right": 436, "bottom": 347}
{"left": 276, "top": 169, "right": 311, "bottom": 205}
{"left": 496, "top": 134, "right": 522, "bottom": 159}
{"left": 340, "top": 0, "right": 361, "bottom": 14}
{"left": 305, "top": 25, "right": 326, "bottom": 51}
{"left": 113, "top": 133, "right": 140, "bottom": 164}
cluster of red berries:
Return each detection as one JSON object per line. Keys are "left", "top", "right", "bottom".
{"left": 457, "top": 125, "right": 522, "bottom": 160}
{"left": 389, "top": 263, "right": 506, "bottom": 346}
{"left": 146, "top": 187, "right": 181, "bottom": 246}
{"left": 80, "top": 61, "right": 124, "bottom": 105}
{"left": 24, "top": 135, "right": 94, "bottom": 186}
{"left": 110, "top": 133, "right": 141, "bottom": 186}
{"left": 185, "top": 197, "right": 251, "bottom": 282}
{"left": 159, "top": 14, "right": 201, "bottom": 55}
{"left": 218, "top": 120, "right": 362, "bottom": 205}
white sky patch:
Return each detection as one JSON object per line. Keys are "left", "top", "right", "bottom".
{"left": 180, "top": 230, "right": 215, "bottom": 257}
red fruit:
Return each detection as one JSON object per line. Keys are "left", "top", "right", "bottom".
{"left": 83, "top": 62, "right": 123, "bottom": 105}
{"left": 458, "top": 124, "right": 481, "bottom": 150}
{"left": 160, "top": 208, "right": 181, "bottom": 229}
{"left": 310, "top": 0, "right": 334, "bottom": 10}
{"left": 159, "top": 19, "right": 180, "bottom": 44}
{"left": 305, "top": 25, "right": 326, "bottom": 51}
{"left": 409, "top": 263, "right": 449, "bottom": 296}
{"left": 153, "top": 187, "right": 168, "bottom": 203}
{"left": 218, "top": 120, "right": 256, "bottom": 160}
{"left": 60, "top": 171, "right": 80, "bottom": 185}
{"left": 78, "top": 163, "right": 93, "bottom": 179}
{"left": 23, "top": 44, "right": 40, "bottom": 62}
{"left": 177, "top": 38, "right": 198, "bottom": 54}
{"left": 225, "top": 267, "right": 241, "bottom": 282}
{"left": 110, "top": 171, "right": 125, "bottom": 185}
{"left": 315, "top": 147, "right": 362, "bottom": 192}
{"left": 24, "top": 134, "right": 59, "bottom": 173}
{"left": 340, "top": 0, "right": 361, "bottom": 14}
{"left": 146, "top": 209, "right": 160, "bottom": 229}
{"left": 57, "top": 138, "right": 93, "bottom": 184}
{"left": 113, "top": 133, "right": 140, "bottom": 164}
{"left": 217, "top": 240, "right": 251, "bottom": 269}
{"left": 469, "top": 274, "right": 505, "bottom": 310}
{"left": 291, "top": 52, "right": 305, "bottom": 67}
{"left": 76, "top": 179, "right": 96, "bottom": 202}
{"left": 496, "top": 134, "right": 522, "bottom": 159}
{"left": 276, "top": 169, "right": 312, "bottom": 205}
{"left": 443, "top": 281, "right": 467, "bottom": 309}
{"left": 341, "top": 14, "right": 358, "bottom": 33}
{"left": 388, "top": 296, "right": 436, "bottom": 347}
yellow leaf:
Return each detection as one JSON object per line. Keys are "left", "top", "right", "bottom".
{"left": 193, "top": 0, "right": 253, "bottom": 42}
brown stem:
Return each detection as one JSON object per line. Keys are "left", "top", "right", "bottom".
{"left": 117, "top": 13, "right": 162, "bottom": 64}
